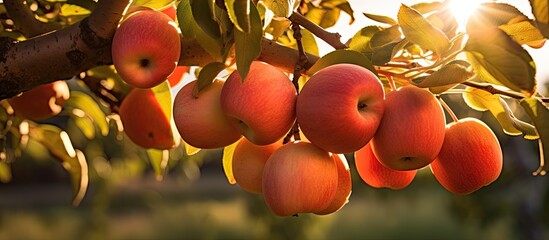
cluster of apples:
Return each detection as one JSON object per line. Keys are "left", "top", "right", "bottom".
{"left": 107, "top": 6, "right": 503, "bottom": 215}
{"left": 111, "top": 6, "right": 183, "bottom": 149}
{"left": 172, "top": 61, "right": 504, "bottom": 216}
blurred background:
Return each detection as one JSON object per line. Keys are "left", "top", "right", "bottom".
{"left": 1, "top": 0, "right": 549, "bottom": 239}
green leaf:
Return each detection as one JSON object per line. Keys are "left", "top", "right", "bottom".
{"left": 499, "top": 98, "right": 539, "bottom": 140}
{"left": 60, "top": 4, "right": 91, "bottom": 16}
{"left": 29, "top": 124, "right": 88, "bottom": 206}
{"left": 499, "top": 20, "right": 546, "bottom": 46}
{"left": 225, "top": 0, "right": 250, "bottom": 33}
{"left": 301, "top": 29, "right": 319, "bottom": 56}
{"left": 177, "top": 0, "right": 196, "bottom": 38}
{"left": 397, "top": 4, "right": 450, "bottom": 55}
{"left": 369, "top": 25, "right": 402, "bottom": 49}
{"left": 305, "top": 6, "right": 340, "bottom": 29}
{"left": 520, "top": 97, "right": 549, "bottom": 175}
{"left": 234, "top": 3, "right": 263, "bottom": 81}
{"left": 147, "top": 149, "right": 169, "bottom": 181}
{"left": 263, "top": 0, "right": 298, "bottom": 18}
{"left": 192, "top": 62, "right": 226, "bottom": 97}
{"left": 529, "top": 0, "right": 549, "bottom": 37}
{"left": 222, "top": 139, "right": 241, "bottom": 184}
{"left": 465, "top": 28, "right": 537, "bottom": 96}
{"left": 363, "top": 13, "right": 397, "bottom": 25}
{"left": 65, "top": 92, "right": 109, "bottom": 137}
{"left": 151, "top": 81, "right": 172, "bottom": 121}
{"left": 179, "top": 0, "right": 223, "bottom": 61}
{"left": 190, "top": 0, "right": 221, "bottom": 38}
{"left": 182, "top": 140, "right": 201, "bottom": 155}
{"left": 426, "top": 9, "right": 458, "bottom": 39}
{"left": 306, "top": 49, "right": 376, "bottom": 76}
{"left": 410, "top": 1, "right": 444, "bottom": 14}
{"left": 348, "top": 26, "right": 382, "bottom": 55}
{"left": 467, "top": 2, "right": 529, "bottom": 34}
{"left": 371, "top": 41, "right": 400, "bottom": 66}
{"left": 70, "top": 109, "right": 96, "bottom": 139}
{"left": 337, "top": 2, "right": 355, "bottom": 24}
{"left": 0, "top": 161, "right": 12, "bottom": 183}
{"left": 131, "top": 0, "right": 174, "bottom": 10}
{"left": 412, "top": 60, "right": 474, "bottom": 92}
{"left": 463, "top": 88, "right": 524, "bottom": 137}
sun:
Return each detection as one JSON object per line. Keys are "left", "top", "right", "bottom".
{"left": 448, "top": 0, "right": 489, "bottom": 31}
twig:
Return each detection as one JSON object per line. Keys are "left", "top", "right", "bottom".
{"left": 437, "top": 97, "right": 459, "bottom": 122}
{"left": 287, "top": 12, "right": 347, "bottom": 50}
{"left": 284, "top": 21, "right": 308, "bottom": 144}
{"left": 4, "top": 0, "right": 60, "bottom": 38}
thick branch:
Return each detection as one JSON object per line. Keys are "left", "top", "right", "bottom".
{"left": 0, "top": 0, "right": 129, "bottom": 100}
{"left": 288, "top": 12, "right": 347, "bottom": 50}
{"left": 4, "top": 0, "right": 60, "bottom": 38}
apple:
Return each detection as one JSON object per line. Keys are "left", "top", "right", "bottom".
{"left": 262, "top": 141, "right": 338, "bottom": 216}
{"left": 314, "top": 153, "right": 352, "bottom": 215}
{"left": 221, "top": 61, "right": 297, "bottom": 145}
{"left": 430, "top": 118, "right": 503, "bottom": 194}
{"left": 296, "top": 64, "right": 385, "bottom": 153}
{"left": 232, "top": 138, "right": 283, "bottom": 194}
{"left": 173, "top": 79, "right": 242, "bottom": 149}
{"left": 167, "top": 66, "right": 188, "bottom": 87}
{"left": 160, "top": 4, "right": 177, "bottom": 21}
{"left": 119, "top": 88, "right": 175, "bottom": 149}
{"left": 112, "top": 10, "right": 181, "bottom": 89}
{"left": 371, "top": 86, "right": 446, "bottom": 171}
{"left": 355, "top": 143, "right": 416, "bottom": 190}
{"left": 9, "top": 81, "right": 70, "bottom": 121}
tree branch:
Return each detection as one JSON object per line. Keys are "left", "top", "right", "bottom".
{"left": 0, "top": 0, "right": 129, "bottom": 100}
{"left": 4, "top": 0, "right": 60, "bottom": 38}
{"left": 288, "top": 12, "right": 347, "bottom": 50}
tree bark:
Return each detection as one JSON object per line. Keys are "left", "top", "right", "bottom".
{"left": 0, "top": 0, "right": 319, "bottom": 100}
{"left": 0, "top": 0, "right": 129, "bottom": 100}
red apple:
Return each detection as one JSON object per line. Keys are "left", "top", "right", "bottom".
{"left": 355, "top": 143, "right": 416, "bottom": 189}
{"left": 262, "top": 141, "right": 338, "bottom": 216}
{"left": 371, "top": 86, "right": 446, "bottom": 170}
{"left": 430, "top": 118, "right": 503, "bottom": 194}
{"left": 314, "top": 153, "right": 352, "bottom": 215}
{"left": 296, "top": 64, "right": 385, "bottom": 153}
{"left": 112, "top": 10, "right": 181, "bottom": 89}
{"left": 9, "top": 81, "right": 70, "bottom": 121}
{"left": 173, "top": 79, "right": 242, "bottom": 149}
{"left": 232, "top": 138, "right": 282, "bottom": 194}
{"left": 221, "top": 61, "right": 297, "bottom": 145}
{"left": 119, "top": 88, "right": 175, "bottom": 149}
{"left": 160, "top": 4, "right": 177, "bottom": 21}
{"left": 168, "top": 66, "right": 188, "bottom": 87}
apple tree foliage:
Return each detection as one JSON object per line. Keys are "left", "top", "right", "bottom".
{"left": 0, "top": 0, "right": 548, "bottom": 206}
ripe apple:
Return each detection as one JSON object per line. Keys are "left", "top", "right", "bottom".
{"left": 262, "top": 141, "right": 338, "bottom": 216}
{"left": 8, "top": 81, "right": 70, "bottom": 121}
{"left": 355, "top": 143, "right": 416, "bottom": 190}
{"left": 173, "top": 79, "right": 242, "bottom": 149}
{"left": 112, "top": 10, "right": 181, "bottom": 89}
{"left": 315, "top": 153, "right": 352, "bottom": 215}
{"left": 221, "top": 61, "right": 296, "bottom": 145}
{"left": 430, "top": 118, "right": 503, "bottom": 194}
{"left": 296, "top": 64, "right": 385, "bottom": 153}
{"left": 232, "top": 138, "right": 282, "bottom": 194}
{"left": 119, "top": 88, "right": 175, "bottom": 149}
{"left": 371, "top": 86, "right": 446, "bottom": 171}
{"left": 167, "top": 66, "right": 188, "bottom": 87}
{"left": 160, "top": 4, "right": 177, "bottom": 21}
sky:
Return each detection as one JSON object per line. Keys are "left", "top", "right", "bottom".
{"left": 322, "top": 0, "right": 549, "bottom": 92}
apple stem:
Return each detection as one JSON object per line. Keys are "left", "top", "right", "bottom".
{"left": 437, "top": 97, "right": 459, "bottom": 123}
